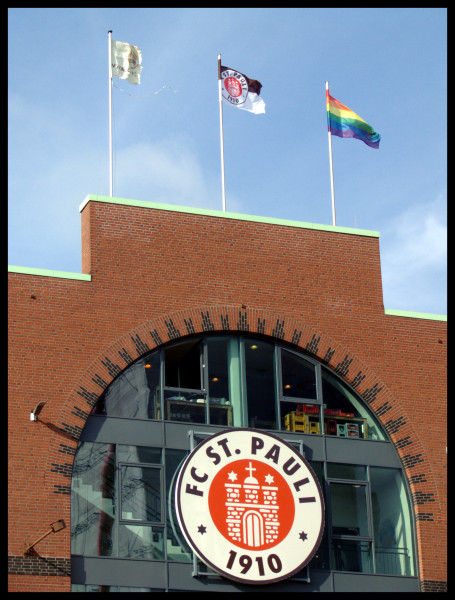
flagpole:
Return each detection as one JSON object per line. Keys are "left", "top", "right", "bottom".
{"left": 218, "top": 54, "right": 226, "bottom": 212}
{"left": 108, "top": 30, "right": 113, "bottom": 197}
{"left": 326, "top": 81, "right": 336, "bottom": 226}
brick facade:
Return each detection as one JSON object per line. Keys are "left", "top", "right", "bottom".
{"left": 8, "top": 196, "right": 447, "bottom": 591}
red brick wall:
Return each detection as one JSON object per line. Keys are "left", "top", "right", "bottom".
{"left": 8, "top": 199, "right": 446, "bottom": 591}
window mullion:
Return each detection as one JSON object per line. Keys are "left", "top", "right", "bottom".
{"left": 202, "top": 341, "right": 209, "bottom": 424}
{"left": 365, "top": 465, "right": 377, "bottom": 573}
{"left": 315, "top": 363, "right": 324, "bottom": 434}
{"left": 159, "top": 349, "right": 165, "bottom": 421}
{"left": 275, "top": 346, "right": 282, "bottom": 430}
{"left": 239, "top": 337, "right": 247, "bottom": 427}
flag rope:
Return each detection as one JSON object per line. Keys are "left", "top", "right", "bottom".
{"left": 112, "top": 83, "right": 179, "bottom": 98}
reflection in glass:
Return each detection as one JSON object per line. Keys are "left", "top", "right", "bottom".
{"left": 88, "top": 335, "right": 390, "bottom": 441}
{"left": 165, "top": 339, "right": 202, "bottom": 389}
{"left": 118, "top": 524, "right": 164, "bottom": 560}
{"left": 207, "top": 337, "right": 229, "bottom": 401}
{"left": 327, "top": 463, "right": 367, "bottom": 481}
{"left": 93, "top": 354, "right": 160, "bottom": 419}
{"left": 164, "top": 389, "right": 206, "bottom": 423}
{"left": 307, "top": 461, "right": 330, "bottom": 570}
{"left": 245, "top": 340, "right": 276, "bottom": 430}
{"left": 330, "top": 482, "right": 369, "bottom": 537}
{"left": 117, "top": 445, "right": 162, "bottom": 465}
{"left": 371, "top": 467, "right": 415, "bottom": 576}
{"left": 281, "top": 350, "right": 317, "bottom": 399}
{"left": 71, "top": 442, "right": 116, "bottom": 557}
{"left": 166, "top": 449, "right": 193, "bottom": 563}
{"left": 332, "top": 540, "right": 373, "bottom": 573}
{"left": 322, "top": 366, "right": 386, "bottom": 440}
{"left": 120, "top": 465, "right": 162, "bottom": 522}
{"left": 206, "top": 337, "right": 234, "bottom": 427}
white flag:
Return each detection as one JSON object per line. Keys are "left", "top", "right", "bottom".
{"left": 220, "top": 65, "right": 265, "bottom": 114}
{"left": 110, "top": 39, "right": 142, "bottom": 85}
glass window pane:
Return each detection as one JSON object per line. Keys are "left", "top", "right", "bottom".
{"left": 94, "top": 354, "right": 160, "bottom": 419}
{"left": 165, "top": 449, "right": 193, "bottom": 562}
{"left": 165, "top": 339, "right": 202, "bottom": 390}
{"left": 120, "top": 465, "right": 162, "bottom": 523}
{"left": 142, "top": 352, "right": 161, "bottom": 419}
{"left": 117, "top": 445, "right": 162, "bottom": 464}
{"left": 208, "top": 401, "right": 233, "bottom": 426}
{"left": 118, "top": 524, "right": 164, "bottom": 560}
{"left": 164, "top": 389, "right": 206, "bottom": 423}
{"left": 206, "top": 337, "right": 236, "bottom": 427}
{"left": 71, "top": 442, "right": 117, "bottom": 557}
{"left": 330, "top": 482, "right": 369, "bottom": 537}
{"left": 245, "top": 339, "right": 276, "bottom": 430}
{"left": 322, "top": 366, "right": 386, "bottom": 440}
{"left": 307, "top": 461, "right": 330, "bottom": 570}
{"left": 331, "top": 540, "right": 373, "bottom": 573}
{"left": 165, "top": 449, "right": 193, "bottom": 563}
{"left": 207, "top": 337, "right": 229, "bottom": 401}
{"left": 282, "top": 402, "right": 321, "bottom": 433}
{"left": 281, "top": 350, "right": 317, "bottom": 400}
{"left": 72, "top": 584, "right": 120, "bottom": 592}
{"left": 327, "top": 463, "right": 367, "bottom": 481}
{"left": 370, "top": 467, "right": 416, "bottom": 576}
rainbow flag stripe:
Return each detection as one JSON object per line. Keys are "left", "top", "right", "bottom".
{"left": 327, "top": 91, "right": 380, "bottom": 149}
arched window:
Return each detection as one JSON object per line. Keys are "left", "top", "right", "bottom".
{"left": 71, "top": 334, "right": 417, "bottom": 591}
{"left": 91, "top": 334, "right": 387, "bottom": 440}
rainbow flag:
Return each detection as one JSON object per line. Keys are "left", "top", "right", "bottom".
{"left": 326, "top": 91, "right": 380, "bottom": 149}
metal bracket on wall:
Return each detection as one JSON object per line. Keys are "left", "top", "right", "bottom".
{"left": 24, "top": 519, "right": 66, "bottom": 555}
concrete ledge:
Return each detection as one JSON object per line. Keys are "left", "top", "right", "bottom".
{"left": 8, "top": 265, "right": 91, "bottom": 281}
{"left": 384, "top": 308, "right": 446, "bottom": 322}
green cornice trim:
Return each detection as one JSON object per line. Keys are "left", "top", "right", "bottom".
{"left": 384, "top": 309, "right": 446, "bottom": 322}
{"left": 80, "top": 194, "right": 380, "bottom": 238}
{"left": 8, "top": 265, "right": 91, "bottom": 281}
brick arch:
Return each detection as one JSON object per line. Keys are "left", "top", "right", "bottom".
{"left": 46, "top": 305, "right": 432, "bottom": 521}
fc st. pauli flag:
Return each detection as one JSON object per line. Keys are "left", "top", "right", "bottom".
{"left": 220, "top": 65, "right": 265, "bottom": 114}
{"left": 110, "top": 39, "right": 142, "bottom": 85}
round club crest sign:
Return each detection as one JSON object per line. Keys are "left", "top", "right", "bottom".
{"left": 221, "top": 68, "right": 249, "bottom": 107}
{"left": 175, "top": 429, "right": 325, "bottom": 584}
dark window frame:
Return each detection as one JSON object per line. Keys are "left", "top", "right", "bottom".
{"left": 118, "top": 462, "right": 165, "bottom": 526}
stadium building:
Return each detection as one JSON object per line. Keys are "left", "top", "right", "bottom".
{"left": 8, "top": 194, "right": 446, "bottom": 592}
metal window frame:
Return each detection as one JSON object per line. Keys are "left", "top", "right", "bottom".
{"left": 325, "top": 464, "right": 417, "bottom": 576}
{"left": 278, "top": 347, "right": 320, "bottom": 403}
{"left": 118, "top": 462, "right": 165, "bottom": 527}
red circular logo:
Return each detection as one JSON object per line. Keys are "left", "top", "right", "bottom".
{"left": 208, "top": 459, "right": 295, "bottom": 551}
{"left": 224, "top": 76, "right": 243, "bottom": 98}
{"left": 175, "top": 429, "right": 325, "bottom": 584}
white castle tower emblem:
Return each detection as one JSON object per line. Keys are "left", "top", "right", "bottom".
{"left": 176, "top": 430, "right": 325, "bottom": 584}
{"left": 224, "top": 461, "right": 280, "bottom": 547}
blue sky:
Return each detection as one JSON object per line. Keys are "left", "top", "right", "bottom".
{"left": 8, "top": 8, "right": 447, "bottom": 315}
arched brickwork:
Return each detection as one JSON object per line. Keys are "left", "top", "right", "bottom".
{"left": 46, "top": 305, "right": 437, "bottom": 553}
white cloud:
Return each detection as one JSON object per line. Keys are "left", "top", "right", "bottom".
{"left": 380, "top": 196, "right": 447, "bottom": 313}
{"left": 112, "top": 138, "right": 242, "bottom": 212}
